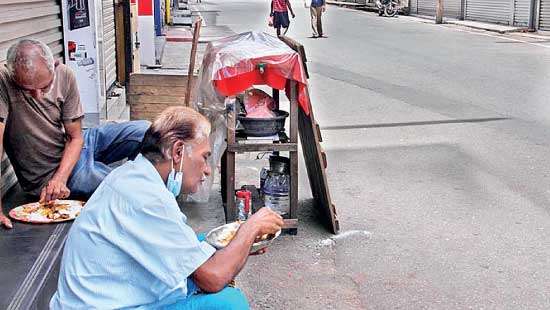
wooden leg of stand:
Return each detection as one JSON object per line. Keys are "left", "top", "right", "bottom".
{"left": 225, "top": 151, "right": 236, "bottom": 222}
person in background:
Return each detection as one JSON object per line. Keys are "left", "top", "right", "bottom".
{"left": 0, "top": 39, "right": 150, "bottom": 229}
{"left": 50, "top": 106, "right": 284, "bottom": 309}
{"left": 310, "top": 0, "right": 326, "bottom": 38}
{"left": 271, "top": 0, "right": 296, "bottom": 36}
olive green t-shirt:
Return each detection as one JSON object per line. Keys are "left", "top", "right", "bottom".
{"left": 0, "top": 64, "right": 84, "bottom": 195}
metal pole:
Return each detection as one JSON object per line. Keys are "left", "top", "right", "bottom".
{"left": 436, "top": 0, "right": 444, "bottom": 23}
{"left": 528, "top": 0, "right": 537, "bottom": 31}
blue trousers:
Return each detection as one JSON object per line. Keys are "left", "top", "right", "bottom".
{"left": 67, "top": 120, "right": 150, "bottom": 197}
{"left": 163, "top": 233, "right": 250, "bottom": 310}
{"left": 164, "top": 286, "right": 250, "bottom": 310}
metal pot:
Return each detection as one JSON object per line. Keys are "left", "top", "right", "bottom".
{"left": 269, "top": 155, "right": 290, "bottom": 175}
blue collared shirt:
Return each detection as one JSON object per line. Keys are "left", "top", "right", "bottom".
{"left": 50, "top": 154, "right": 216, "bottom": 309}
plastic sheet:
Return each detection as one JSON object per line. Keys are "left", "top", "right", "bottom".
{"left": 191, "top": 31, "right": 310, "bottom": 202}
{"left": 194, "top": 31, "right": 310, "bottom": 118}
{"left": 243, "top": 88, "right": 276, "bottom": 118}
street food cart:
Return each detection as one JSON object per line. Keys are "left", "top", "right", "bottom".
{"left": 193, "top": 32, "right": 339, "bottom": 234}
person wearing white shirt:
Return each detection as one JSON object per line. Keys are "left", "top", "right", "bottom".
{"left": 50, "top": 106, "right": 284, "bottom": 309}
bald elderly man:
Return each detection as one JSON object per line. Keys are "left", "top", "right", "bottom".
{"left": 0, "top": 39, "right": 150, "bottom": 229}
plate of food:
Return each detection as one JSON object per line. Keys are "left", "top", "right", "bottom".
{"left": 205, "top": 221, "right": 281, "bottom": 253}
{"left": 9, "top": 200, "right": 85, "bottom": 224}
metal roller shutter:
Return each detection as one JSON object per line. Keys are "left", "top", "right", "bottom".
{"left": 513, "top": 0, "right": 530, "bottom": 26}
{"left": 102, "top": 0, "right": 117, "bottom": 92}
{"left": 466, "top": 0, "right": 511, "bottom": 24}
{"left": 0, "top": 0, "right": 64, "bottom": 195}
{"left": 417, "top": 0, "right": 436, "bottom": 16}
{"left": 444, "top": 0, "right": 462, "bottom": 18}
{"left": 413, "top": 0, "right": 461, "bottom": 18}
{"left": 410, "top": 0, "right": 419, "bottom": 14}
{"left": 0, "top": 0, "right": 64, "bottom": 63}
{"left": 539, "top": 0, "right": 550, "bottom": 30}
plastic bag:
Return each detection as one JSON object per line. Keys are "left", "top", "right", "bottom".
{"left": 243, "top": 88, "right": 276, "bottom": 118}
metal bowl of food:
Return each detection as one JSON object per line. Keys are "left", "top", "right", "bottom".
{"left": 205, "top": 221, "right": 281, "bottom": 253}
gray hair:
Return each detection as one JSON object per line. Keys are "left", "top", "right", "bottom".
{"left": 140, "top": 106, "right": 211, "bottom": 164}
{"left": 6, "top": 39, "right": 55, "bottom": 79}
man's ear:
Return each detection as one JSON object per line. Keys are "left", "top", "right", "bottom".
{"left": 172, "top": 141, "right": 185, "bottom": 161}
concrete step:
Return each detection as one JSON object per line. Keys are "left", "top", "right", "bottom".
{"left": 173, "top": 15, "right": 193, "bottom": 25}
{"left": 174, "top": 9, "right": 191, "bottom": 15}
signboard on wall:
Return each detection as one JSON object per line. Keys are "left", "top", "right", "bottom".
{"left": 68, "top": 0, "right": 91, "bottom": 30}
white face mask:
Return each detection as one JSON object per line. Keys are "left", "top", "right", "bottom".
{"left": 166, "top": 153, "right": 184, "bottom": 197}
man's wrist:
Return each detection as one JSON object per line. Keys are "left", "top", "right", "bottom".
{"left": 239, "top": 221, "right": 260, "bottom": 241}
{"left": 51, "top": 174, "right": 69, "bottom": 184}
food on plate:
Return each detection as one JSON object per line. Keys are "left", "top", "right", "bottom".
{"left": 218, "top": 228, "right": 238, "bottom": 247}
{"left": 9, "top": 200, "right": 84, "bottom": 223}
{"left": 38, "top": 202, "right": 72, "bottom": 220}
{"left": 256, "top": 233, "right": 272, "bottom": 241}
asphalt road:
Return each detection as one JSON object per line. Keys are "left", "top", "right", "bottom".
{"left": 199, "top": 1, "right": 550, "bottom": 308}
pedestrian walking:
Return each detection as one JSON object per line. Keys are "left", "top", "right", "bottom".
{"left": 270, "top": 0, "right": 295, "bottom": 36}
{"left": 310, "top": 0, "right": 326, "bottom": 38}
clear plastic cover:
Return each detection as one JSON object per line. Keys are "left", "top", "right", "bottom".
{"left": 190, "top": 31, "right": 310, "bottom": 202}
{"left": 193, "top": 31, "right": 309, "bottom": 118}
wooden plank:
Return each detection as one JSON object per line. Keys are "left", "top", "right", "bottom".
{"left": 289, "top": 81, "right": 298, "bottom": 143}
{"left": 185, "top": 17, "right": 202, "bottom": 107}
{"left": 289, "top": 81, "right": 299, "bottom": 222}
{"left": 272, "top": 89, "right": 280, "bottom": 111}
{"left": 227, "top": 143, "right": 297, "bottom": 153}
{"left": 115, "top": 0, "right": 127, "bottom": 84}
{"left": 129, "top": 73, "right": 188, "bottom": 86}
{"left": 316, "top": 123, "right": 323, "bottom": 142}
{"left": 278, "top": 35, "right": 309, "bottom": 79}
{"left": 280, "top": 36, "right": 339, "bottom": 233}
{"left": 225, "top": 98, "right": 237, "bottom": 222}
{"left": 128, "top": 85, "right": 188, "bottom": 96}
{"left": 128, "top": 95, "right": 186, "bottom": 104}
{"left": 299, "top": 107, "right": 339, "bottom": 234}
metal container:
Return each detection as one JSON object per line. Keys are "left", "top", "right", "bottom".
{"left": 237, "top": 110, "right": 289, "bottom": 137}
{"left": 269, "top": 155, "right": 290, "bottom": 175}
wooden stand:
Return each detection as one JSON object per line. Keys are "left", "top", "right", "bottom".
{"left": 221, "top": 36, "right": 339, "bottom": 235}
{"left": 222, "top": 81, "right": 300, "bottom": 234}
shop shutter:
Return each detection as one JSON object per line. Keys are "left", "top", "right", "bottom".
{"left": 0, "top": 0, "right": 64, "bottom": 63}
{"left": 444, "top": 0, "right": 462, "bottom": 18}
{"left": 513, "top": 0, "right": 530, "bottom": 26}
{"left": 417, "top": 0, "right": 436, "bottom": 16}
{"left": 466, "top": 0, "right": 511, "bottom": 24}
{"left": 414, "top": 0, "right": 461, "bottom": 19}
{"left": 102, "top": 0, "right": 117, "bottom": 92}
{"left": 0, "top": 0, "right": 64, "bottom": 195}
{"left": 410, "top": 0, "right": 419, "bottom": 14}
{"left": 539, "top": 0, "right": 550, "bottom": 30}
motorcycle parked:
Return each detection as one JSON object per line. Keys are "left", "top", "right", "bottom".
{"left": 376, "top": 0, "right": 399, "bottom": 17}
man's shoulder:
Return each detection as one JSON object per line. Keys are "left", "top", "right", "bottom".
{"left": 102, "top": 159, "right": 176, "bottom": 207}
{"left": 55, "top": 63, "right": 75, "bottom": 80}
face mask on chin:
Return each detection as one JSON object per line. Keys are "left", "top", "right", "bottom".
{"left": 166, "top": 153, "right": 184, "bottom": 197}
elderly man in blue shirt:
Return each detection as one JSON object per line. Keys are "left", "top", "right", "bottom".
{"left": 50, "top": 106, "right": 284, "bottom": 309}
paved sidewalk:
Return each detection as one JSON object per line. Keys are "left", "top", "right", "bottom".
{"left": 445, "top": 19, "right": 524, "bottom": 34}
